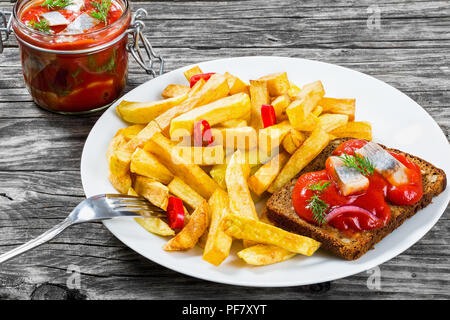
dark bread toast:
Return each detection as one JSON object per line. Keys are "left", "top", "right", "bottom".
{"left": 266, "top": 138, "right": 447, "bottom": 260}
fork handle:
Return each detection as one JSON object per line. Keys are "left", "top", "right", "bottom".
{"left": 0, "top": 218, "right": 73, "bottom": 264}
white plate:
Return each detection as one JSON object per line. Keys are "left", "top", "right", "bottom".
{"left": 81, "top": 56, "right": 450, "bottom": 287}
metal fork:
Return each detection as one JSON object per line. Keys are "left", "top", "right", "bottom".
{"left": 0, "top": 194, "right": 165, "bottom": 264}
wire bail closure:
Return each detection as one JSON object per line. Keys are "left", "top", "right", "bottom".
{"left": 0, "top": 10, "right": 12, "bottom": 54}
{"left": 128, "top": 8, "right": 164, "bottom": 77}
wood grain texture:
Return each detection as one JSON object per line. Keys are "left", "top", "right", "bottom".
{"left": 0, "top": 0, "right": 448, "bottom": 300}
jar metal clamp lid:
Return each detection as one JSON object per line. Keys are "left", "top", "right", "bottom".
{"left": 0, "top": 6, "right": 164, "bottom": 76}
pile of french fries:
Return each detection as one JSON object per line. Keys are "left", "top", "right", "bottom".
{"left": 107, "top": 66, "right": 372, "bottom": 266}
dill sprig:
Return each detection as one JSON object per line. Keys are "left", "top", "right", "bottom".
{"left": 306, "top": 194, "right": 329, "bottom": 226}
{"left": 338, "top": 153, "right": 375, "bottom": 177}
{"left": 90, "top": 0, "right": 111, "bottom": 25}
{"left": 27, "top": 19, "right": 51, "bottom": 33}
{"left": 42, "top": 0, "right": 72, "bottom": 9}
{"left": 307, "top": 181, "right": 331, "bottom": 192}
{"left": 306, "top": 181, "right": 331, "bottom": 226}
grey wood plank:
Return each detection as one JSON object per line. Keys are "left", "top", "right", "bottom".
{"left": 0, "top": 0, "right": 448, "bottom": 300}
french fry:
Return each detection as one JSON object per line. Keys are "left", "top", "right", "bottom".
{"left": 168, "top": 176, "right": 205, "bottom": 210}
{"left": 116, "top": 94, "right": 188, "bottom": 124}
{"left": 209, "top": 164, "right": 227, "bottom": 190}
{"left": 213, "top": 126, "right": 258, "bottom": 151}
{"left": 294, "top": 80, "right": 325, "bottom": 100}
{"left": 128, "top": 187, "right": 176, "bottom": 237}
{"left": 271, "top": 94, "right": 290, "bottom": 120}
{"left": 174, "top": 145, "right": 224, "bottom": 166}
{"left": 135, "top": 218, "right": 175, "bottom": 237}
{"left": 225, "top": 72, "right": 249, "bottom": 95}
{"left": 184, "top": 65, "right": 203, "bottom": 82}
{"left": 164, "top": 201, "right": 209, "bottom": 251}
{"left": 134, "top": 175, "right": 170, "bottom": 210}
{"left": 312, "top": 105, "right": 323, "bottom": 117}
{"left": 258, "top": 120, "right": 292, "bottom": 157}
{"left": 292, "top": 112, "right": 319, "bottom": 131}
{"left": 268, "top": 128, "right": 330, "bottom": 193}
{"left": 144, "top": 132, "right": 221, "bottom": 199}
{"left": 319, "top": 97, "right": 356, "bottom": 120}
{"left": 287, "top": 82, "right": 301, "bottom": 99}
{"left": 318, "top": 114, "right": 349, "bottom": 133}
{"left": 170, "top": 92, "right": 251, "bottom": 138}
{"left": 225, "top": 150, "right": 258, "bottom": 220}
{"left": 248, "top": 152, "right": 289, "bottom": 196}
{"left": 115, "top": 124, "right": 146, "bottom": 140}
{"left": 249, "top": 80, "right": 270, "bottom": 129}
{"left": 202, "top": 189, "right": 233, "bottom": 265}
{"left": 161, "top": 84, "right": 190, "bottom": 99}
{"left": 281, "top": 129, "right": 306, "bottom": 154}
{"left": 219, "top": 119, "right": 247, "bottom": 128}
{"left": 329, "top": 121, "right": 372, "bottom": 140}
{"left": 286, "top": 93, "right": 322, "bottom": 129}
{"left": 107, "top": 134, "right": 133, "bottom": 193}
{"left": 126, "top": 120, "right": 161, "bottom": 152}
{"left": 156, "top": 74, "right": 230, "bottom": 132}
{"left": 222, "top": 214, "right": 321, "bottom": 256}
{"left": 237, "top": 244, "right": 296, "bottom": 266}
{"left": 130, "top": 148, "right": 174, "bottom": 184}
{"left": 258, "top": 72, "right": 290, "bottom": 96}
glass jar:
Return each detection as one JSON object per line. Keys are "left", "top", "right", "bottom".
{"left": 0, "top": 0, "right": 163, "bottom": 114}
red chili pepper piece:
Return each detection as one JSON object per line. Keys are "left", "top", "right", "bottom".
{"left": 194, "top": 119, "right": 215, "bottom": 147}
{"left": 189, "top": 72, "right": 216, "bottom": 88}
{"left": 167, "top": 196, "right": 185, "bottom": 229}
{"left": 261, "top": 104, "right": 277, "bottom": 128}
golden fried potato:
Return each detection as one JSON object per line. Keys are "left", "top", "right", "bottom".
{"left": 156, "top": 75, "right": 229, "bottom": 132}
{"left": 287, "top": 82, "right": 301, "bottom": 99}
{"left": 218, "top": 119, "right": 247, "bottom": 128}
{"left": 168, "top": 176, "right": 205, "bottom": 210}
{"left": 184, "top": 65, "right": 203, "bottom": 82}
{"left": 286, "top": 93, "right": 321, "bottom": 129}
{"left": 237, "top": 244, "right": 296, "bottom": 266}
{"left": 170, "top": 92, "right": 251, "bottom": 138}
{"left": 329, "top": 121, "right": 372, "bottom": 140}
{"left": 116, "top": 94, "right": 188, "bottom": 124}
{"left": 268, "top": 128, "right": 330, "bottom": 193}
{"left": 134, "top": 175, "right": 169, "bottom": 210}
{"left": 281, "top": 129, "right": 306, "bottom": 154}
{"left": 248, "top": 152, "right": 289, "bottom": 196}
{"left": 130, "top": 148, "right": 174, "bottom": 184}
{"left": 258, "top": 120, "right": 292, "bottom": 157}
{"left": 319, "top": 97, "right": 356, "bottom": 120}
{"left": 174, "top": 145, "right": 224, "bottom": 166}
{"left": 114, "top": 124, "right": 146, "bottom": 140}
{"left": 144, "top": 132, "right": 221, "bottom": 199}
{"left": 213, "top": 126, "right": 258, "bottom": 151}
{"left": 161, "top": 84, "right": 190, "bottom": 99}
{"left": 225, "top": 72, "right": 249, "bottom": 95}
{"left": 249, "top": 79, "right": 270, "bottom": 129}
{"left": 202, "top": 189, "right": 233, "bottom": 266}
{"left": 318, "top": 114, "right": 349, "bottom": 133}
{"left": 271, "top": 94, "right": 290, "bottom": 120}
{"left": 294, "top": 80, "right": 325, "bottom": 100}
{"left": 258, "top": 72, "right": 290, "bottom": 96}
{"left": 225, "top": 150, "right": 258, "bottom": 220}
{"left": 164, "top": 201, "right": 209, "bottom": 251}
{"left": 222, "top": 214, "right": 321, "bottom": 256}
{"left": 209, "top": 164, "right": 227, "bottom": 190}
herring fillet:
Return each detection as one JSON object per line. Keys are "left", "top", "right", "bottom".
{"left": 61, "top": 13, "right": 99, "bottom": 34}
{"left": 355, "top": 142, "right": 409, "bottom": 185}
{"left": 40, "top": 11, "right": 70, "bottom": 26}
{"left": 327, "top": 156, "right": 369, "bottom": 196}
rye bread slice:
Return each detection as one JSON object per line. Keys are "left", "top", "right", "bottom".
{"left": 266, "top": 138, "right": 447, "bottom": 260}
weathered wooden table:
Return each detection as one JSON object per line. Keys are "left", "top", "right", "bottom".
{"left": 0, "top": 0, "right": 448, "bottom": 300}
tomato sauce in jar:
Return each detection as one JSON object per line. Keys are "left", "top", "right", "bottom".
{"left": 11, "top": 0, "right": 131, "bottom": 113}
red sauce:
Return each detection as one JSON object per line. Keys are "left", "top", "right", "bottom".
{"left": 13, "top": 0, "right": 130, "bottom": 112}
{"left": 292, "top": 139, "right": 423, "bottom": 234}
